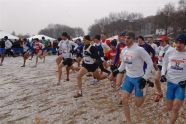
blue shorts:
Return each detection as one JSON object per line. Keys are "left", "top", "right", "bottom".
{"left": 0, "top": 48, "right": 5, "bottom": 54}
{"left": 166, "top": 82, "right": 185, "bottom": 101}
{"left": 122, "top": 75, "right": 143, "bottom": 97}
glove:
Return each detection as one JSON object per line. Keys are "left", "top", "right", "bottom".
{"left": 112, "top": 69, "right": 119, "bottom": 77}
{"left": 139, "top": 78, "right": 155, "bottom": 89}
{"left": 139, "top": 78, "right": 147, "bottom": 89}
{"left": 178, "top": 81, "right": 186, "bottom": 88}
{"left": 160, "top": 75, "right": 167, "bottom": 82}
{"left": 146, "top": 80, "right": 154, "bottom": 88}
{"left": 84, "top": 51, "right": 91, "bottom": 56}
{"left": 110, "top": 64, "right": 117, "bottom": 72}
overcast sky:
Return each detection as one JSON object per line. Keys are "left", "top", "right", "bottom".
{"left": 0, "top": 0, "right": 179, "bottom": 35}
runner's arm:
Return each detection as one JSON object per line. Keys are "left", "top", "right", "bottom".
{"left": 71, "top": 41, "right": 78, "bottom": 50}
{"left": 90, "top": 46, "right": 99, "bottom": 59}
{"left": 113, "top": 44, "right": 120, "bottom": 65}
{"left": 140, "top": 48, "right": 153, "bottom": 79}
{"left": 118, "top": 60, "right": 126, "bottom": 72}
{"left": 161, "top": 51, "right": 169, "bottom": 76}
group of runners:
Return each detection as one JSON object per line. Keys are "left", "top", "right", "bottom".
{"left": 0, "top": 36, "right": 51, "bottom": 67}
{"left": 0, "top": 31, "right": 186, "bottom": 124}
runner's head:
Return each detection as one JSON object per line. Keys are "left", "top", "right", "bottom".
{"left": 175, "top": 34, "right": 186, "bottom": 52}
{"left": 23, "top": 38, "right": 27, "bottom": 43}
{"left": 42, "top": 37, "right": 45, "bottom": 40}
{"left": 110, "top": 39, "right": 117, "bottom": 50}
{"left": 76, "top": 38, "right": 81, "bottom": 44}
{"left": 119, "top": 32, "right": 126, "bottom": 43}
{"left": 61, "top": 32, "right": 69, "bottom": 40}
{"left": 159, "top": 35, "right": 169, "bottom": 47}
{"left": 147, "top": 35, "right": 153, "bottom": 44}
{"left": 94, "top": 35, "right": 101, "bottom": 43}
{"left": 125, "top": 32, "right": 135, "bottom": 47}
{"left": 34, "top": 38, "right": 39, "bottom": 42}
{"left": 83, "top": 35, "right": 91, "bottom": 46}
{"left": 4, "top": 36, "right": 8, "bottom": 40}
{"left": 138, "top": 35, "right": 145, "bottom": 45}
{"left": 101, "top": 33, "right": 107, "bottom": 41}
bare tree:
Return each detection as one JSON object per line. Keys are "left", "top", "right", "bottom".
{"left": 38, "top": 24, "right": 85, "bottom": 38}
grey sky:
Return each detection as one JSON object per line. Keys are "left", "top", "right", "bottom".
{"left": 0, "top": 0, "right": 179, "bottom": 35}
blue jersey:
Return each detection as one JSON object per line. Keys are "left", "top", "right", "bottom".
{"left": 95, "top": 43, "right": 104, "bottom": 58}
{"left": 77, "top": 43, "right": 84, "bottom": 54}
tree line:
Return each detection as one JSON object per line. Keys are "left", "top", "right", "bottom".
{"left": 88, "top": 0, "right": 186, "bottom": 37}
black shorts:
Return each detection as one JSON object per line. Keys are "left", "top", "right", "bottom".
{"left": 76, "top": 53, "right": 83, "bottom": 58}
{"left": 62, "top": 58, "right": 73, "bottom": 67}
{"left": 82, "top": 62, "right": 98, "bottom": 72}
{"left": 157, "top": 65, "right": 162, "bottom": 71}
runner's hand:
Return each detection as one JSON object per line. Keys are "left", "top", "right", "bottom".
{"left": 139, "top": 78, "right": 147, "bottom": 89}
{"left": 160, "top": 75, "right": 167, "bottom": 82}
{"left": 112, "top": 69, "right": 119, "bottom": 77}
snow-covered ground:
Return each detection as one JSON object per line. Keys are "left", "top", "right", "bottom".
{"left": 0, "top": 56, "right": 185, "bottom": 124}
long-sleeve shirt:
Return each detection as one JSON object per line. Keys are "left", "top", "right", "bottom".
{"left": 162, "top": 49, "right": 186, "bottom": 84}
{"left": 157, "top": 45, "right": 173, "bottom": 66}
{"left": 139, "top": 43, "right": 155, "bottom": 57}
{"left": 58, "top": 40, "right": 78, "bottom": 59}
{"left": 118, "top": 44, "right": 153, "bottom": 79}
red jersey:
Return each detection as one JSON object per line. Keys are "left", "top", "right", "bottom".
{"left": 106, "top": 49, "right": 116, "bottom": 63}
{"left": 34, "top": 42, "right": 42, "bottom": 54}
{"left": 102, "top": 39, "right": 110, "bottom": 46}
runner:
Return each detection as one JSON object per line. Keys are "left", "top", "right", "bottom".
{"left": 74, "top": 38, "right": 84, "bottom": 67}
{"left": 57, "top": 32, "right": 78, "bottom": 85}
{"left": 0, "top": 36, "right": 14, "bottom": 66}
{"left": 0, "top": 36, "right": 6, "bottom": 66}
{"left": 106, "top": 39, "right": 118, "bottom": 85}
{"left": 29, "top": 39, "right": 35, "bottom": 61}
{"left": 106, "top": 39, "right": 117, "bottom": 67}
{"left": 147, "top": 36, "right": 159, "bottom": 69}
{"left": 138, "top": 35, "right": 156, "bottom": 72}
{"left": 118, "top": 33, "right": 153, "bottom": 123}
{"left": 147, "top": 36, "right": 158, "bottom": 55}
{"left": 154, "top": 36, "right": 174, "bottom": 102}
{"left": 41, "top": 37, "right": 51, "bottom": 63}
{"left": 33, "top": 38, "right": 44, "bottom": 67}
{"left": 21, "top": 38, "right": 33, "bottom": 67}
{"left": 161, "top": 34, "right": 186, "bottom": 124}
{"left": 112, "top": 32, "right": 126, "bottom": 91}
{"left": 93, "top": 34, "right": 111, "bottom": 75}
{"left": 56, "top": 37, "right": 63, "bottom": 71}
{"left": 73, "top": 35, "right": 107, "bottom": 98}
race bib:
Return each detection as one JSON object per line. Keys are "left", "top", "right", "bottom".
{"left": 124, "top": 53, "right": 133, "bottom": 64}
{"left": 170, "top": 58, "right": 185, "bottom": 72}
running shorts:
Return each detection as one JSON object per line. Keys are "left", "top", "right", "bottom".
{"left": 166, "top": 82, "right": 185, "bottom": 101}
{"left": 82, "top": 62, "right": 98, "bottom": 72}
{"left": 122, "top": 75, "right": 144, "bottom": 97}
